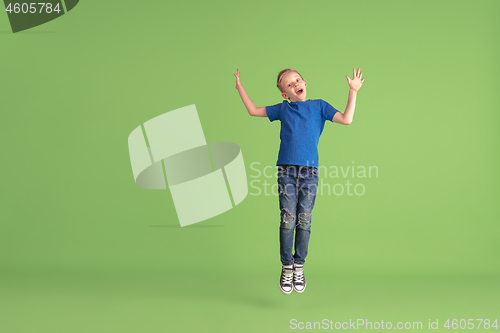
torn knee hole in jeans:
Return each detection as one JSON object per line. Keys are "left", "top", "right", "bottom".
{"left": 298, "top": 213, "right": 311, "bottom": 220}
{"left": 281, "top": 210, "right": 295, "bottom": 228}
{"left": 297, "top": 213, "right": 311, "bottom": 229}
{"left": 282, "top": 213, "right": 295, "bottom": 223}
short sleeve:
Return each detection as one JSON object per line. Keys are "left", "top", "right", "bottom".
{"left": 266, "top": 103, "right": 282, "bottom": 122}
{"left": 320, "top": 100, "right": 339, "bottom": 122}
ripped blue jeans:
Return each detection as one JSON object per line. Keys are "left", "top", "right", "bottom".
{"left": 277, "top": 165, "right": 319, "bottom": 265}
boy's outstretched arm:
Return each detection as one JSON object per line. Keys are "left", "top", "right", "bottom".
{"left": 234, "top": 69, "right": 267, "bottom": 117}
{"left": 333, "top": 68, "right": 365, "bottom": 125}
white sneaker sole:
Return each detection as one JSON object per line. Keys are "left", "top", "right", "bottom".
{"left": 293, "top": 282, "right": 306, "bottom": 293}
{"left": 279, "top": 281, "right": 293, "bottom": 294}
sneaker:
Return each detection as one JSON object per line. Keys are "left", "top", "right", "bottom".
{"left": 293, "top": 263, "right": 306, "bottom": 293}
{"left": 279, "top": 265, "right": 293, "bottom": 294}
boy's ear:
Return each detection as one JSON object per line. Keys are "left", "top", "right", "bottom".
{"left": 282, "top": 92, "right": 288, "bottom": 100}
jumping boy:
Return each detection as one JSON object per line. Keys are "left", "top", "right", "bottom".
{"left": 234, "top": 68, "right": 364, "bottom": 294}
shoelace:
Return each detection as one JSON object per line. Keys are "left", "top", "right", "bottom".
{"left": 281, "top": 269, "right": 293, "bottom": 285}
{"left": 294, "top": 267, "right": 304, "bottom": 284}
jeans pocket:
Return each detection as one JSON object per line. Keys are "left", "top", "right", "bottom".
{"left": 277, "top": 166, "right": 287, "bottom": 174}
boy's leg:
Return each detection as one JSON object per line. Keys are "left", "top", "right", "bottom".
{"left": 277, "top": 166, "right": 298, "bottom": 266}
{"left": 294, "top": 167, "right": 318, "bottom": 264}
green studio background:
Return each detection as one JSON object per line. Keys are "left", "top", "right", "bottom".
{"left": 1, "top": 0, "right": 499, "bottom": 332}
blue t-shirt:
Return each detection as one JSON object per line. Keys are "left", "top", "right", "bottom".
{"left": 266, "top": 99, "right": 338, "bottom": 168}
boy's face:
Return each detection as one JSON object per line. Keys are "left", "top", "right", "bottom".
{"left": 280, "top": 72, "right": 307, "bottom": 102}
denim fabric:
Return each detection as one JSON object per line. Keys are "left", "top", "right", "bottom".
{"left": 277, "top": 165, "right": 319, "bottom": 265}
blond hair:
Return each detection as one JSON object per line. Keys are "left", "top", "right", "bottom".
{"left": 276, "top": 69, "right": 303, "bottom": 92}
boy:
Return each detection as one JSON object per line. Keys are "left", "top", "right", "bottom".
{"left": 234, "top": 68, "right": 364, "bottom": 294}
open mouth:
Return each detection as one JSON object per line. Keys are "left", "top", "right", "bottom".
{"left": 296, "top": 89, "right": 303, "bottom": 94}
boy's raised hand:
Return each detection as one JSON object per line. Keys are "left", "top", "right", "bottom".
{"left": 234, "top": 68, "right": 242, "bottom": 89}
{"left": 346, "top": 68, "right": 365, "bottom": 92}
